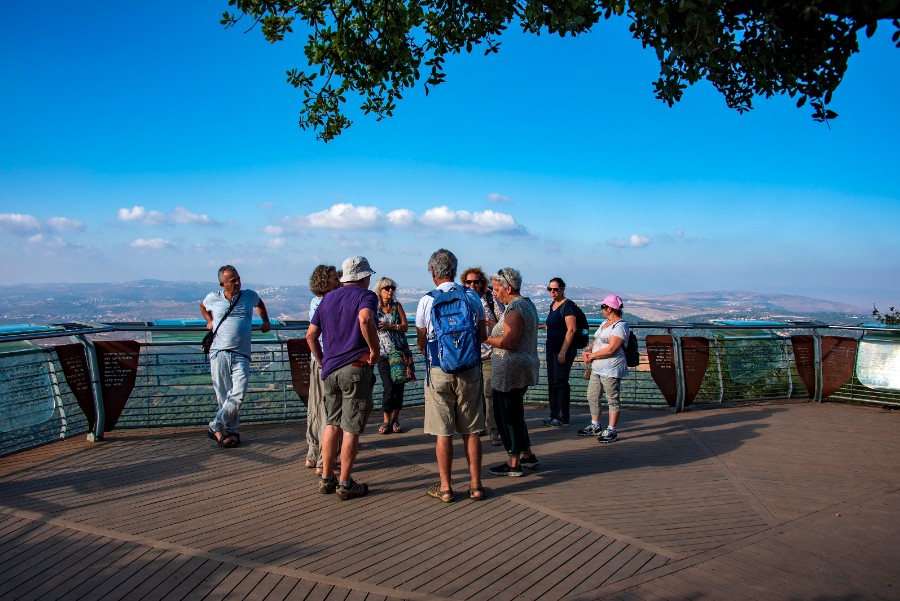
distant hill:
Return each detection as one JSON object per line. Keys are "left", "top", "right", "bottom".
{"left": 0, "top": 280, "right": 868, "bottom": 325}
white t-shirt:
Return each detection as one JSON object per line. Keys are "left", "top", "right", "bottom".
{"left": 590, "top": 319, "right": 630, "bottom": 378}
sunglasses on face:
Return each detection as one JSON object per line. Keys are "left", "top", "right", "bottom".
{"left": 465, "top": 279, "right": 481, "bottom": 285}
{"left": 600, "top": 304, "right": 609, "bottom": 310}
{"left": 547, "top": 287, "right": 560, "bottom": 292}
{"left": 383, "top": 286, "right": 396, "bottom": 291}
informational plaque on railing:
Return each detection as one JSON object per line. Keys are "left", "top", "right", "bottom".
{"left": 56, "top": 343, "right": 96, "bottom": 430}
{"left": 821, "top": 336, "right": 857, "bottom": 399}
{"left": 646, "top": 335, "right": 677, "bottom": 407}
{"left": 856, "top": 338, "right": 900, "bottom": 392}
{"left": 790, "top": 335, "right": 817, "bottom": 399}
{"left": 287, "top": 338, "right": 311, "bottom": 406}
{"left": 95, "top": 341, "right": 140, "bottom": 431}
{"left": 681, "top": 337, "right": 710, "bottom": 407}
{"left": 0, "top": 351, "right": 56, "bottom": 433}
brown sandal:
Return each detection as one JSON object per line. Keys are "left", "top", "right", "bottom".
{"left": 378, "top": 422, "right": 391, "bottom": 435}
{"left": 391, "top": 420, "right": 403, "bottom": 433}
{"left": 427, "top": 484, "right": 454, "bottom": 503}
{"left": 468, "top": 486, "right": 485, "bottom": 501}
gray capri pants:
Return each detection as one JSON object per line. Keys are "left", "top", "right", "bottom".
{"left": 586, "top": 374, "right": 621, "bottom": 416}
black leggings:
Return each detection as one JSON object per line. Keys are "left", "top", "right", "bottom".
{"left": 493, "top": 387, "right": 531, "bottom": 456}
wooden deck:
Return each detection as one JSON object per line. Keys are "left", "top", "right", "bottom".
{"left": 1, "top": 400, "right": 898, "bottom": 600}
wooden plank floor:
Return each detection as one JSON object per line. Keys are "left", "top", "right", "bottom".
{"left": 1, "top": 401, "right": 898, "bottom": 600}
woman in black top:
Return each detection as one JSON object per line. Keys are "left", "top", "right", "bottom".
{"left": 543, "top": 277, "right": 577, "bottom": 426}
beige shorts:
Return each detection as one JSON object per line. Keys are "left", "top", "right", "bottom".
{"left": 424, "top": 365, "right": 485, "bottom": 436}
{"left": 323, "top": 362, "right": 375, "bottom": 435}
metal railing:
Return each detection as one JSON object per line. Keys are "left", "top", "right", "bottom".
{"left": 1, "top": 320, "right": 897, "bottom": 457}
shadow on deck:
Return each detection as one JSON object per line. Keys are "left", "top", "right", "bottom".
{"left": 1, "top": 401, "right": 898, "bottom": 600}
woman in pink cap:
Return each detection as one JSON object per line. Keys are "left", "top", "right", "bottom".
{"left": 578, "top": 294, "right": 630, "bottom": 443}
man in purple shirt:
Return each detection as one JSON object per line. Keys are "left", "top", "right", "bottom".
{"left": 306, "top": 256, "right": 380, "bottom": 500}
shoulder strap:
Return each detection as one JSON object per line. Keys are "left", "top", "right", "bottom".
{"left": 211, "top": 291, "right": 242, "bottom": 338}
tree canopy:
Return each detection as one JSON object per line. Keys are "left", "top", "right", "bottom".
{"left": 222, "top": 0, "right": 900, "bottom": 141}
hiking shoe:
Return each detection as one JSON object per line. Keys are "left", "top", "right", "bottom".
{"left": 519, "top": 454, "right": 540, "bottom": 469}
{"left": 337, "top": 479, "right": 369, "bottom": 500}
{"left": 599, "top": 428, "right": 618, "bottom": 443}
{"left": 577, "top": 424, "right": 602, "bottom": 436}
{"left": 547, "top": 419, "right": 567, "bottom": 427}
{"left": 489, "top": 462, "right": 523, "bottom": 477}
{"left": 318, "top": 475, "right": 337, "bottom": 494}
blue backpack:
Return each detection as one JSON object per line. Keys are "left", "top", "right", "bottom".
{"left": 426, "top": 286, "right": 481, "bottom": 374}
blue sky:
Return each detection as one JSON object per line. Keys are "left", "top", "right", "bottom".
{"left": 2, "top": 3, "right": 898, "bottom": 309}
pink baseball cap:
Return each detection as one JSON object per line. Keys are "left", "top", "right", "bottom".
{"left": 601, "top": 294, "right": 623, "bottom": 310}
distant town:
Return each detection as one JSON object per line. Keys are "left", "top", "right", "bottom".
{"left": 0, "top": 280, "right": 869, "bottom": 326}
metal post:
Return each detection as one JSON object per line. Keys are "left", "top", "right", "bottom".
{"left": 75, "top": 334, "right": 105, "bottom": 440}
{"left": 813, "top": 329, "right": 823, "bottom": 403}
{"left": 672, "top": 330, "right": 686, "bottom": 413}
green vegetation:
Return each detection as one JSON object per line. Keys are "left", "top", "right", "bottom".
{"left": 222, "top": 0, "right": 900, "bottom": 140}
{"left": 872, "top": 305, "right": 900, "bottom": 325}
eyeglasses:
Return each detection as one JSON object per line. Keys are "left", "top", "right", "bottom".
{"left": 383, "top": 285, "right": 396, "bottom": 291}
{"left": 600, "top": 304, "right": 609, "bottom": 310}
{"left": 465, "top": 279, "right": 481, "bottom": 285}
{"left": 547, "top": 287, "right": 560, "bottom": 292}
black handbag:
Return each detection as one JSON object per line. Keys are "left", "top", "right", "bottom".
{"left": 202, "top": 291, "right": 241, "bottom": 355}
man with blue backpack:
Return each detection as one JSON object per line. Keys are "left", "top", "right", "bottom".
{"left": 416, "top": 249, "right": 487, "bottom": 503}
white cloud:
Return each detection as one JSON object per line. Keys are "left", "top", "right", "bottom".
{"left": 486, "top": 193, "right": 511, "bottom": 203}
{"left": 25, "top": 234, "right": 85, "bottom": 254}
{"left": 0, "top": 213, "right": 41, "bottom": 235}
{"left": 308, "top": 203, "right": 383, "bottom": 229}
{"left": 118, "top": 205, "right": 217, "bottom": 226}
{"left": 629, "top": 234, "right": 650, "bottom": 248}
{"left": 118, "top": 206, "right": 145, "bottom": 221}
{"left": 267, "top": 237, "right": 286, "bottom": 249}
{"left": 607, "top": 234, "right": 652, "bottom": 249}
{"left": 419, "top": 206, "right": 522, "bottom": 234}
{"left": 386, "top": 209, "right": 415, "bottom": 227}
{"left": 263, "top": 225, "right": 284, "bottom": 235}
{"left": 171, "top": 207, "right": 217, "bottom": 225}
{"left": 130, "top": 238, "right": 172, "bottom": 249}
{"left": 630, "top": 234, "right": 651, "bottom": 247}
{"left": 46, "top": 217, "right": 85, "bottom": 232}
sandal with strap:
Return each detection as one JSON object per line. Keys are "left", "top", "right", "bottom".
{"left": 427, "top": 484, "right": 454, "bottom": 503}
{"left": 468, "top": 485, "right": 485, "bottom": 501}
{"left": 378, "top": 422, "right": 392, "bottom": 435}
{"left": 219, "top": 433, "right": 238, "bottom": 448}
{"left": 391, "top": 420, "right": 403, "bottom": 433}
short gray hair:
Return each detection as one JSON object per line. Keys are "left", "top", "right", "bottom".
{"left": 428, "top": 248, "right": 458, "bottom": 280}
{"left": 373, "top": 277, "right": 397, "bottom": 296}
{"left": 217, "top": 265, "right": 238, "bottom": 284}
{"left": 492, "top": 267, "right": 522, "bottom": 293}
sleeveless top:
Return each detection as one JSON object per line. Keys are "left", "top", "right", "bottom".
{"left": 376, "top": 302, "right": 408, "bottom": 355}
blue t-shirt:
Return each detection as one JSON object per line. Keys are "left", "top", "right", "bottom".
{"left": 202, "top": 289, "right": 261, "bottom": 358}
{"left": 311, "top": 285, "right": 378, "bottom": 379}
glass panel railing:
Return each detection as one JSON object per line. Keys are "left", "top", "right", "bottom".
{"left": 1, "top": 321, "right": 898, "bottom": 456}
